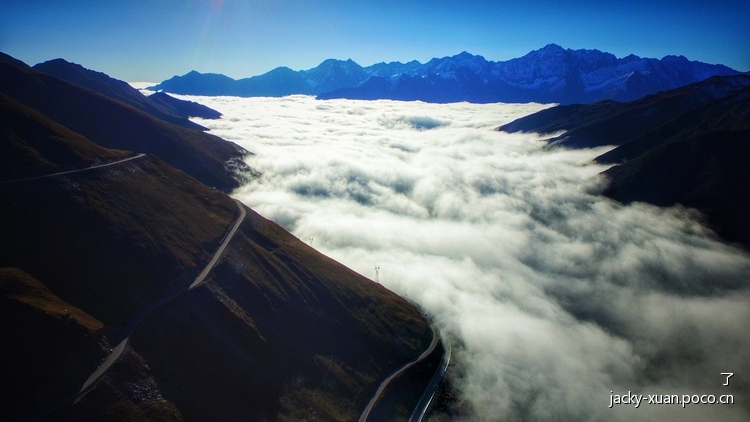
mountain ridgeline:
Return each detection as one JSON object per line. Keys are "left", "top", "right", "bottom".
{"left": 0, "top": 52, "right": 436, "bottom": 420}
{"left": 32, "top": 59, "right": 221, "bottom": 130}
{"left": 149, "top": 44, "right": 742, "bottom": 104}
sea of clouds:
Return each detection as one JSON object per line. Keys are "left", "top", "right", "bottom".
{"left": 184, "top": 94, "right": 749, "bottom": 421}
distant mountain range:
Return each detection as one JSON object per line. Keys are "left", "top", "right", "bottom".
{"left": 501, "top": 74, "right": 750, "bottom": 248}
{"left": 149, "top": 44, "right": 743, "bottom": 104}
{"left": 0, "top": 52, "right": 437, "bottom": 420}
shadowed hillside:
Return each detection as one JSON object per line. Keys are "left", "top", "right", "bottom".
{"left": 0, "top": 53, "right": 432, "bottom": 421}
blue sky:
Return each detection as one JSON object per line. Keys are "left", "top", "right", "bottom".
{"left": 2, "top": 0, "right": 749, "bottom": 82}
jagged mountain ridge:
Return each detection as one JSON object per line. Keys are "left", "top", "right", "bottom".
{"left": 153, "top": 59, "right": 368, "bottom": 97}
{"left": 150, "top": 44, "right": 741, "bottom": 104}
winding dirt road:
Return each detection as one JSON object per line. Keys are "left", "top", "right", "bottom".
{"left": 26, "top": 155, "right": 247, "bottom": 420}
{"left": 410, "top": 334, "right": 451, "bottom": 422}
{"left": 78, "top": 199, "right": 246, "bottom": 394}
{"left": 359, "top": 326, "right": 441, "bottom": 422}
{"left": 0, "top": 153, "right": 146, "bottom": 184}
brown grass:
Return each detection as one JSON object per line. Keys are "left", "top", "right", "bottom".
{"left": 0, "top": 267, "right": 103, "bottom": 332}
{"left": 0, "top": 268, "right": 108, "bottom": 419}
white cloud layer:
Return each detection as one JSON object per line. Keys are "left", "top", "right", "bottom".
{"left": 188, "top": 95, "right": 750, "bottom": 421}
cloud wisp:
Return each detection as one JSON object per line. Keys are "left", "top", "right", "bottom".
{"left": 189, "top": 95, "right": 750, "bottom": 421}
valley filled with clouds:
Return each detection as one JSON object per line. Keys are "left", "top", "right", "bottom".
{"left": 189, "top": 95, "right": 749, "bottom": 421}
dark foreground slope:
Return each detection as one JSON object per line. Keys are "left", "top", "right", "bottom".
{"left": 0, "top": 58, "right": 251, "bottom": 192}
{"left": 500, "top": 75, "right": 750, "bottom": 248}
{"left": 0, "top": 66, "right": 432, "bottom": 421}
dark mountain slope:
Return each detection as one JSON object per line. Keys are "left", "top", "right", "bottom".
{"left": 603, "top": 130, "right": 750, "bottom": 247}
{"left": 1, "top": 160, "right": 237, "bottom": 329}
{"left": 32, "top": 59, "right": 217, "bottom": 129}
{"left": 500, "top": 75, "right": 750, "bottom": 248}
{"left": 600, "top": 86, "right": 750, "bottom": 246}
{"left": 1, "top": 85, "right": 432, "bottom": 420}
{"left": 147, "top": 91, "right": 222, "bottom": 119}
{"left": 0, "top": 59, "right": 252, "bottom": 191}
{"left": 104, "top": 208, "right": 432, "bottom": 421}
{"left": 596, "top": 81, "right": 750, "bottom": 164}
{"left": 0, "top": 51, "right": 30, "bottom": 68}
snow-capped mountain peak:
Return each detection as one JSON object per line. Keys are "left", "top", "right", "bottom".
{"left": 150, "top": 45, "right": 742, "bottom": 104}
